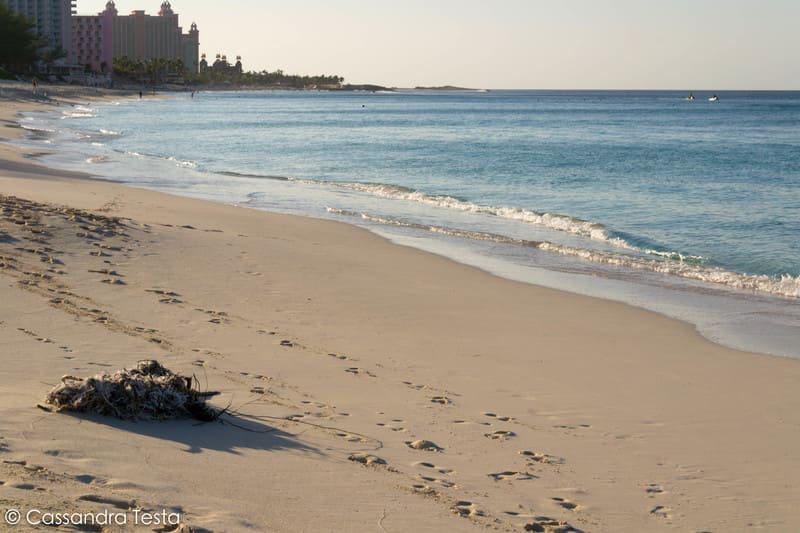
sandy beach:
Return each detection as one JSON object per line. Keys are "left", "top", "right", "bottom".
{"left": 2, "top": 85, "right": 800, "bottom": 532}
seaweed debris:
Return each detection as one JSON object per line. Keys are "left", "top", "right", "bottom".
{"left": 45, "top": 360, "right": 219, "bottom": 421}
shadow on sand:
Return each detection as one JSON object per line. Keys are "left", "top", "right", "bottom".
{"left": 64, "top": 412, "right": 316, "bottom": 456}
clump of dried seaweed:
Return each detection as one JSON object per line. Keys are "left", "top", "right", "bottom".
{"left": 45, "top": 360, "right": 218, "bottom": 421}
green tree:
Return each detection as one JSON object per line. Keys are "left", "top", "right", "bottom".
{"left": 0, "top": 4, "right": 42, "bottom": 73}
{"left": 40, "top": 46, "right": 67, "bottom": 64}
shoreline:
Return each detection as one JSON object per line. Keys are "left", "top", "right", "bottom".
{"left": 2, "top": 87, "right": 800, "bottom": 532}
{"left": 12, "top": 87, "right": 800, "bottom": 360}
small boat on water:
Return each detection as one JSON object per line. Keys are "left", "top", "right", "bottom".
{"left": 686, "top": 92, "right": 695, "bottom": 101}
{"left": 709, "top": 94, "right": 719, "bottom": 102}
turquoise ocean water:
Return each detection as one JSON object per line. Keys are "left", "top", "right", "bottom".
{"left": 14, "top": 90, "right": 800, "bottom": 357}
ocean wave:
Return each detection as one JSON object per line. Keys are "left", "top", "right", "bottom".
{"left": 328, "top": 207, "right": 542, "bottom": 246}
{"left": 538, "top": 243, "right": 800, "bottom": 299}
{"left": 327, "top": 207, "right": 800, "bottom": 299}
{"left": 19, "top": 123, "right": 56, "bottom": 133}
{"left": 105, "top": 147, "right": 198, "bottom": 170}
{"left": 307, "top": 179, "right": 631, "bottom": 248}
{"left": 99, "top": 129, "right": 121, "bottom": 136}
{"left": 219, "top": 171, "right": 289, "bottom": 181}
{"left": 61, "top": 112, "right": 95, "bottom": 119}
{"left": 86, "top": 155, "right": 110, "bottom": 164}
{"left": 644, "top": 248, "right": 707, "bottom": 264}
{"left": 167, "top": 156, "right": 197, "bottom": 168}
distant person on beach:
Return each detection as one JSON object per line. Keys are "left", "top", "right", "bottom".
{"left": 139, "top": 91, "right": 143, "bottom": 99}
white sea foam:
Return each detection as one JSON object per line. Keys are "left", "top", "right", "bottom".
{"left": 328, "top": 207, "right": 800, "bottom": 299}
{"left": 99, "top": 129, "right": 121, "bottom": 136}
{"left": 167, "top": 156, "right": 197, "bottom": 168}
{"left": 61, "top": 112, "right": 95, "bottom": 119}
{"left": 309, "top": 180, "right": 631, "bottom": 247}
{"left": 19, "top": 123, "right": 56, "bottom": 133}
{"left": 538, "top": 243, "right": 800, "bottom": 299}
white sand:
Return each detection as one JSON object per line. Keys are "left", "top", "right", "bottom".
{"left": 1, "top": 88, "right": 799, "bottom": 532}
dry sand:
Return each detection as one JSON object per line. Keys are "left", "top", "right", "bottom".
{"left": 1, "top": 86, "right": 799, "bottom": 532}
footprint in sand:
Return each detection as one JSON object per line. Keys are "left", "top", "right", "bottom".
{"left": 519, "top": 450, "right": 565, "bottom": 465}
{"left": 78, "top": 494, "right": 134, "bottom": 510}
{"left": 345, "top": 367, "right": 376, "bottom": 377}
{"left": 430, "top": 395, "right": 452, "bottom": 405}
{"left": 419, "top": 474, "right": 456, "bottom": 488}
{"left": 335, "top": 432, "right": 367, "bottom": 443}
{"left": 524, "top": 516, "right": 583, "bottom": 532}
{"left": 12, "top": 483, "right": 43, "bottom": 491}
{"left": 376, "top": 421, "right": 407, "bottom": 433}
{"left": 413, "top": 461, "right": 453, "bottom": 475}
{"left": 645, "top": 483, "right": 665, "bottom": 495}
{"left": 412, "top": 483, "right": 438, "bottom": 496}
{"left": 348, "top": 453, "right": 386, "bottom": 466}
{"left": 405, "top": 439, "right": 443, "bottom": 452}
{"left": 485, "top": 430, "right": 516, "bottom": 440}
{"left": 551, "top": 497, "right": 579, "bottom": 511}
{"left": 451, "top": 501, "right": 484, "bottom": 518}
{"left": 146, "top": 288, "right": 181, "bottom": 297}
{"left": 402, "top": 380, "right": 425, "bottom": 391}
{"left": 88, "top": 268, "right": 122, "bottom": 276}
{"left": 488, "top": 470, "right": 537, "bottom": 481}
{"left": 650, "top": 505, "right": 672, "bottom": 518}
{"left": 453, "top": 419, "right": 491, "bottom": 426}
{"left": 484, "top": 412, "right": 516, "bottom": 422}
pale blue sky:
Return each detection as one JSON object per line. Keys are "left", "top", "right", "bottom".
{"left": 78, "top": 0, "right": 800, "bottom": 89}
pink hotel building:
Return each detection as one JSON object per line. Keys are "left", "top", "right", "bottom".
{"left": 71, "top": 1, "right": 199, "bottom": 74}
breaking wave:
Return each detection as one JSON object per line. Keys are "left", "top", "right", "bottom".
{"left": 327, "top": 208, "right": 800, "bottom": 299}
{"left": 61, "top": 111, "right": 95, "bottom": 119}
{"left": 295, "top": 179, "right": 631, "bottom": 247}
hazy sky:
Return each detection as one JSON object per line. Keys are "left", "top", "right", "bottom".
{"left": 78, "top": 0, "right": 800, "bottom": 89}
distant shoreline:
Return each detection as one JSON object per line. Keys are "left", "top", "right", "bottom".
{"left": 411, "top": 85, "right": 483, "bottom": 91}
